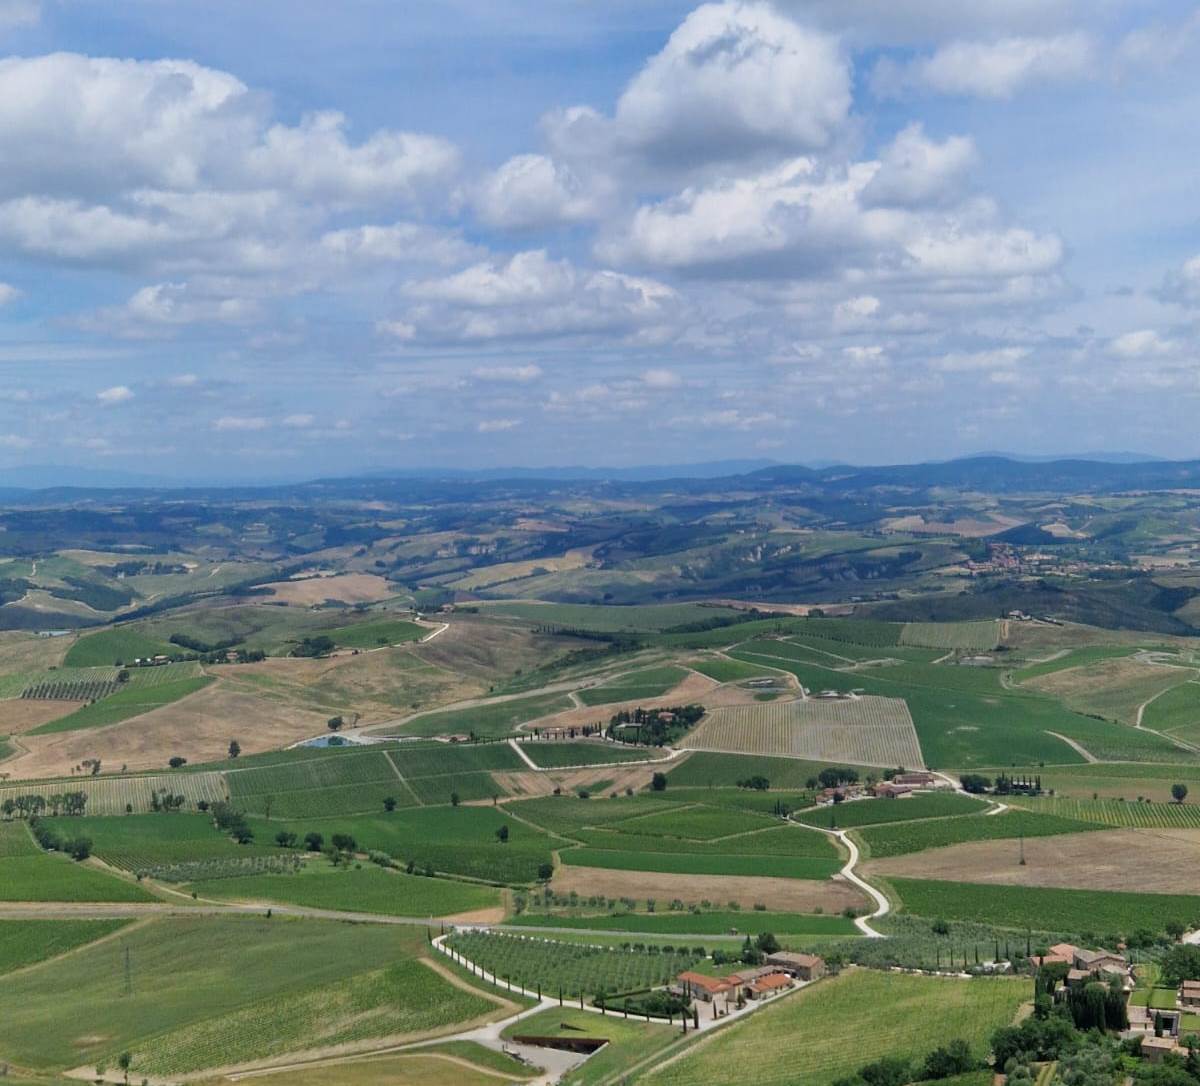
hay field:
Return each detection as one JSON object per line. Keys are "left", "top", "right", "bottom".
{"left": 1025, "top": 655, "right": 1197, "bottom": 725}
{"left": 446, "top": 546, "right": 595, "bottom": 591}
{"left": 3, "top": 681, "right": 330, "bottom": 779}
{"left": 678, "top": 695, "right": 924, "bottom": 768}
{"left": 258, "top": 573, "right": 398, "bottom": 606}
{"left": 864, "top": 827, "right": 1200, "bottom": 894}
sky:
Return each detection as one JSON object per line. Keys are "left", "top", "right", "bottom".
{"left": 1, "top": 0, "right": 1200, "bottom": 479}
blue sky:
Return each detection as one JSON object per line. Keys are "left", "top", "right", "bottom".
{"left": 1, "top": 0, "right": 1199, "bottom": 478}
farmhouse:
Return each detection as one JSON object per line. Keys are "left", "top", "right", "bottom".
{"left": 873, "top": 782, "right": 915, "bottom": 799}
{"left": 1179, "top": 981, "right": 1200, "bottom": 1009}
{"left": 1141, "top": 1035, "right": 1186, "bottom": 1063}
{"left": 1127, "top": 1006, "right": 1181, "bottom": 1038}
{"left": 677, "top": 971, "right": 735, "bottom": 1004}
{"left": 893, "top": 771, "right": 938, "bottom": 787}
{"left": 764, "top": 951, "right": 826, "bottom": 981}
{"left": 746, "top": 973, "right": 793, "bottom": 999}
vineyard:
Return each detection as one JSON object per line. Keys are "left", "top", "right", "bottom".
{"left": 856, "top": 809, "right": 1103, "bottom": 858}
{"left": 21, "top": 677, "right": 118, "bottom": 701}
{"left": 612, "top": 804, "right": 779, "bottom": 840}
{"left": 141, "top": 854, "right": 303, "bottom": 882}
{"left": 899, "top": 621, "right": 1001, "bottom": 651}
{"left": 559, "top": 848, "right": 842, "bottom": 879}
{"left": 679, "top": 696, "right": 924, "bottom": 769}
{"left": 1005, "top": 795, "right": 1200, "bottom": 829}
{"left": 445, "top": 929, "right": 701, "bottom": 1000}
{"left": 521, "top": 742, "right": 656, "bottom": 769}
{"left": 0, "top": 771, "right": 225, "bottom": 816}
{"left": 227, "top": 750, "right": 404, "bottom": 817}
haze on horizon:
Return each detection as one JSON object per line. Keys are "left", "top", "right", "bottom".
{"left": 0, "top": 0, "right": 1198, "bottom": 479}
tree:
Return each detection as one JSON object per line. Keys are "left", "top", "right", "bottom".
{"left": 304, "top": 831, "right": 324, "bottom": 852}
{"left": 231, "top": 824, "right": 254, "bottom": 844}
{"left": 650, "top": 772, "right": 668, "bottom": 792}
{"left": 922, "top": 1040, "right": 978, "bottom": 1080}
{"left": 960, "top": 774, "right": 991, "bottom": 794}
{"left": 537, "top": 862, "right": 554, "bottom": 881}
{"left": 450, "top": 792, "right": 460, "bottom": 807}
{"left": 755, "top": 931, "right": 780, "bottom": 955}
{"left": 228, "top": 739, "right": 241, "bottom": 759}
{"left": 327, "top": 715, "right": 344, "bottom": 732}
{"left": 68, "top": 836, "right": 93, "bottom": 861}
{"left": 117, "top": 1051, "right": 132, "bottom": 1085}
{"left": 331, "top": 833, "right": 357, "bottom": 854}
{"left": 168, "top": 756, "right": 187, "bottom": 768}
{"left": 496, "top": 824, "right": 510, "bottom": 844}
{"left": 383, "top": 796, "right": 397, "bottom": 812}
{"left": 275, "top": 830, "right": 297, "bottom": 848}
{"left": 1159, "top": 944, "right": 1200, "bottom": 986}
{"left": 1172, "top": 783, "right": 1189, "bottom": 804}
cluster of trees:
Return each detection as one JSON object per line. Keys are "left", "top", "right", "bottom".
{"left": 607, "top": 705, "right": 705, "bottom": 746}
{"left": 148, "top": 789, "right": 186, "bottom": 813}
{"left": 292, "top": 635, "right": 336, "bottom": 658}
{"left": 737, "top": 775, "right": 770, "bottom": 791}
{"left": 1160, "top": 945, "right": 1200, "bottom": 987}
{"left": 210, "top": 801, "right": 253, "bottom": 844}
{"left": 712, "top": 932, "right": 780, "bottom": 967}
{"left": 832, "top": 1040, "right": 981, "bottom": 1086}
{"left": 29, "top": 818, "right": 92, "bottom": 860}
{"left": 1, "top": 791, "right": 87, "bottom": 818}
{"left": 808, "top": 767, "right": 860, "bottom": 790}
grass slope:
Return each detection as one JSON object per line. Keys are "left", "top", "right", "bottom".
{"left": 29, "top": 674, "right": 212, "bottom": 734}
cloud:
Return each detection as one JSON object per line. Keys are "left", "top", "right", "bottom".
{"left": 0, "top": 282, "right": 18, "bottom": 305}
{"left": 398, "top": 249, "right": 679, "bottom": 343}
{"left": 474, "top": 154, "right": 599, "bottom": 229}
{"left": 860, "top": 124, "right": 977, "bottom": 208}
{"left": 641, "top": 368, "right": 682, "bottom": 388}
{"left": 477, "top": 417, "right": 520, "bottom": 432}
{"left": 0, "top": 433, "right": 32, "bottom": 449}
{"left": 83, "top": 281, "right": 260, "bottom": 337}
{"left": 602, "top": 155, "right": 1061, "bottom": 286}
{"left": 933, "top": 346, "right": 1030, "bottom": 372}
{"left": 471, "top": 364, "right": 544, "bottom": 383}
{"left": 320, "top": 222, "right": 479, "bottom": 266}
{"left": 1158, "top": 255, "right": 1200, "bottom": 308}
{"left": 1107, "top": 329, "right": 1175, "bottom": 358}
{"left": 282, "top": 413, "right": 315, "bottom": 428}
{"left": 213, "top": 415, "right": 270, "bottom": 431}
{"left": 545, "top": 1, "right": 850, "bottom": 177}
{"left": 96, "top": 384, "right": 133, "bottom": 404}
{"left": 874, "top": 33, "right": 1094, "bottom": 99}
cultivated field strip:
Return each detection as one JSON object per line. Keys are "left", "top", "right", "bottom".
{"left": 679, "top": 696, "right": 924, "bottom": 768}
{"left": 1006, "top": 795, "right": 1200, "bottom": 829}
{"left": 0, "top": 771, "right": 226, "bottom": 815}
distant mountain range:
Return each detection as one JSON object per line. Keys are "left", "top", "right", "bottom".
{"left": 0, "top": 452, "right": 1195, "bottom": 499}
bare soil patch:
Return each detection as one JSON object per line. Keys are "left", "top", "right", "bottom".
{"left": 550, "top": 865, "right": 869, "bottom": 913}
{"left": 1026, "top": 655, "right": 1196, "bottom": 725}
{"left": 0, "top": 699, "right": 87, "bottom": 734}
{"left": 257, "top": 573, "right": 398, "bottom": 607}
{"left": 865, "top": 828, "right": 1200, "bottom": 894}
{"left": 3, "top": 680, "right": 330, "bottom": 779}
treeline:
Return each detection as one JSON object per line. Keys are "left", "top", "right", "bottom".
{"left": 1, "top": 791, "right": 88, "bottom": 818}
{"left": 608, "top": 705, "right": 705, "bottom": 746}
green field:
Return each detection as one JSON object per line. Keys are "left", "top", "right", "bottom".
{"left": 249, "top": 805, "right": 557, "bottom": 884}
{"left": 40, "top": 814, "right": 277, "bottom": 871}
{"left": 480, "top": 602, "right": 742, "bottom": 632}
{"left": 574, "top": 824, "right": 840, "bottom": 858}
{"left": 399, "top": 692, "right": 574, "bottom": 739}
{"left": 228, "top": 748, "right": 411, "bottom": 817}
{"left": 1141, "top": 680, "right": 1200, "bottom": 742}
{"left": 0, "top": 915, "right": 496, "bottom": 1075}
{"left": 507, "top": 794, "right": 680, "bottom": 838}
{"left": 502, "top": 1006, "right": 677, "bottom": 1086}
{"left": 504, "top": 910, "right": 858, "bottom": 936}
{"left": 726, "top": 646, "right": 1197, "bottom": 768}
{"left": 192, "top": 861, "right": 501, "bottom": 917}
{"left": 0, "top": 822, "right": 156, "bottom": 902}
{"left": 645, "top": 969, "right": 1029, "bottom": 1086}
{"left": 613, "top": 803, "right": 778, "bottom": 839}
{"left": 890, "top": 877, "right": 1200, "bottom": 935}
{"left": 329, "top": 617, "right": 426, "bottom": 649}
{"left": 64, "top": 627, "right": 177, "bottom": 667}
{"left": 559, "top": 847, "right": 841, "bottom": 879}
{"left": 28, "top": 674, "right": 212, "bottom": 734}
{"left": 0, "top": 918, "right": 129, "bottom": 975}
{"left": 1011, "top": 646, "right": 1140, "bottom": 683}
{"left": 576, "top": 666, "right": 689, "bottom": 706}
{"left": 445, "top": 929, "right": 699, "bottom": 1000}
{"left": 857, "top": 809, "right": 1103, "bottom": 858}
{"left": 667, "top": 751, "right": 866, "bottom": 791}
{"left": 521, "top": 742, "right": 657, "bottom": 768}
{"left": 794, "top": 793, "right": 986, "bottom": 828}
{"left": 688, "top": 655, "right": 781, "bottom": 682}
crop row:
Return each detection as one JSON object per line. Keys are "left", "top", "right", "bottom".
{"left": 1006, "top": 796, "right": 1200, "bottom": 829}
{"left": 140, "top": 854, "right": 304, "bottom": 882}
{"left": 0, "top": 772, "right": 226, "bottom": 817}
{"left": 445, "top": 930, "right": 701, "bottom": 999}
{"left": 856, "top": 810, "right": 1102, "bottom": 858}
{"left": 21, "top": 680, "right": 118, "bottom": 701}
